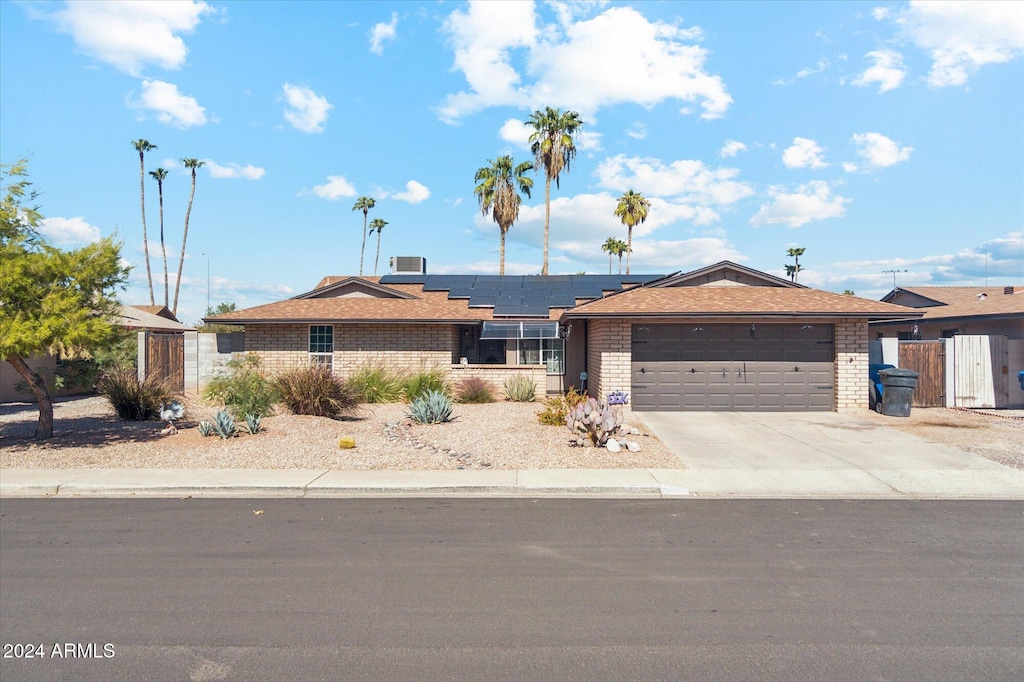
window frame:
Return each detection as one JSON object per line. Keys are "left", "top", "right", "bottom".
{"left": 308, "top": 324, "right": 334, "bottom": 370}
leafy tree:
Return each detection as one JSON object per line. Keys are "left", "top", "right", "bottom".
{"left": 474, "top": 155, "right": 534, "bottom": 275}
{"left": 786, "top": 247, "right": 806, "bottom": 283}
{"left": 197, "top": 302, "right": 243, "bottom": 333}
{"left": 132, "top": 139, "right": 157, "bottom": 305}
{"left": 352, "top": 196, "right": 376, "bottom": 276}
{"left": 149, "top": 167, "right": 170, "bottom": 306}
{"left": 614, "top": 190, "right": 650, "bottom": 274}
{"left": 173, "top": 158, "right": 205, "bottom": 316}
{"left": 369, "top": 218, "right": 388, "bottom": 276}
{"left": 842, "top": 289, "right": 856, "bottom": 296}
{"left": 1, "top": 161, "right": 129, "bottom": 439}
{"left": 526, "top": 107, "right": 584, "bottom": 275}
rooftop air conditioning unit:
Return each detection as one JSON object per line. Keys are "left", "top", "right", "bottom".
{"left": 390, "top": 256, "right": 427, "bottom": 275}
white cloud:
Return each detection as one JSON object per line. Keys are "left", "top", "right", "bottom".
{"left": 282, "top": 83, "right": 332, "bottom": 133}
{"left": 719, "top": 140, "right": 747, "bottom": 158}
{"left": 127, "top": 79, "right": 207, "bottom": 127}
{"left": 897, "top": 1, "right": 1024, "bottom": 87}
{"left": 796, "top": 58, "right": 830, "bottom": 78}
{"left": 852, "top": 49, "right": 906, "bottom": 92}
{"left": 577, "top": 130, "right": 603, "bottom": 151}
{"left": 872, "top": 7, "right": 891, "bottom": 20}
{"left": 750, "top": 181, "right": 849, "bottom": 228}
{"left": 596, "top": 155, "right": 754, "bottom": 208}
{"left": 38, "top": 217, "right": 101, "bottom": 246}
{"left": 438, "top": 3, "right": 730, "bottom": 122}
{"left": 851, "top": 132, "right": 913, "bottom": 167}
{"left": 782, "top": 137, "right": 828, "bottom": 169}
{"left": 205, "top": 160, "right": 266, "bottom": 180}
{"left": 626, "top": 122, "right": 647, "bottom": 140}
{"left": 842, "top": 162, "right": 859, "bottom": 173}
{"left": 45, "top": 0, "right": 211, "bottom": 75}
{"left": 369, "top": 12, "right": 398, "bottom": 55}
{"left": 312, "top": 176, "right": 357, "bottom": 200}
{"left": 498, "top": 118, "right": 533, "bottom": 148}
{"left": 392, "top": 180, "right": 431, "bottom": 204}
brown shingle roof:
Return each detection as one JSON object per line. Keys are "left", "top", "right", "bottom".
{"left": 888, "top": 286, "right": 1024, "bottom": 322}
{"left": 563, "top": 286, "right": 920, "bottom": 319}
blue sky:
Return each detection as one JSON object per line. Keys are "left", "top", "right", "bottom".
{"left": 2, "top": 0, "right": 1022, "bottom": 324}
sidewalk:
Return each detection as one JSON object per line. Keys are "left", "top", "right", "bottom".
{"left": 2, "top": 466, "right": 1022, "bottom": 499}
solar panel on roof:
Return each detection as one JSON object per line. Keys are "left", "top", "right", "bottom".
{"left": 447, "top": 288, "right": 475, "bottom": 298}
{"left": 379, "top": 274, "right": 427, "bottom": 284}
{"left": 517, "top": 302, "right": 551, "bottom": 317}
{"left": 492, "top": 304, "right": 520, "bottom": 315}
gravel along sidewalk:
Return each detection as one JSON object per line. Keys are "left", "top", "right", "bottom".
{"left": 0, "top": 396, "right": 683, "bottom": 471}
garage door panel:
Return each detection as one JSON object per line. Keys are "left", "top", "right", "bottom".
{"left": 631, "top": 324, "right": 835, "bottom": 411}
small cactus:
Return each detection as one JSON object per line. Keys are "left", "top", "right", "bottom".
{"left": 338, "top": 436, "right": 356, "bottom": 449}
{"left": 566, "top": 397, "right": 623, "bottom": 447}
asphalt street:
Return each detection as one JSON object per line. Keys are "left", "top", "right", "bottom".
{"left": 1, "top": 499, "right": 1022, "bottom": 681}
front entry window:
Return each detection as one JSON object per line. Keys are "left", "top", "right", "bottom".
{"left": 519, "top": 338, "right": 564, "bottom": 375}
{"left": 309, "top": 325, "right": 334, "bottom": 370}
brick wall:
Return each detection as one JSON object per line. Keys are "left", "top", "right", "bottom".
{"left": 246, "top": 323, "right": 454, "bottom": 377}
{"left": 834, "top": 318, "right": 869, "bottom": 412}
{"left": 449, "top": 365, "right": 545, "bottom": 400}
{"left": 586, "top": 319, "right": 632, "bottom": 400}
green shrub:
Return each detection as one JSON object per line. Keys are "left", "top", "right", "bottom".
{"left": 202, "top": 354, "right": 277, "bottom": 418}
{"left": 275, "top": 365, "right": 357, "bottom": 418}
{"left": 98, "top": 367, "right": 174, "bottom": 421}
{"left": 408, "top": 389, "right": 454, "bottom": 424}
{"left": 537, "top": 386, "right": 587, "bottom": 425}
{"left": 503, "top": 375, "right": 537, "bottom": 402}
{"left": 402, "top": 367, "right": 453, "bottom": 402}
{"left": 457, "top": 376, "right": 496, "bottom": 404}
{"left": 345, "top": 362, "right": 406, "bottom": 403}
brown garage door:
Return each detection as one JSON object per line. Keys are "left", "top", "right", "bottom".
{"left": 631, "top": 323, "right": 834, "bottom": 411}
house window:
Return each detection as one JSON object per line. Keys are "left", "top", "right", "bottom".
{"left": 309, "top": 325, "right": 333, "bottom": 370}
{"left": 897, "top": 331, "right": 912, "bottom": 341}
{"left": 518, "top": 338, "right": 564, "bottom": 375}
{"left": 941, "top": 328, "right": 959, "bottom": 338}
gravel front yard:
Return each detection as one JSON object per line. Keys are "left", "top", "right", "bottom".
{"left": 0, "top": 396, "right": 683, "bottom": 471}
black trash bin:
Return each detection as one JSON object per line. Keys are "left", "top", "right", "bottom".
{"left": 879, "top": 368, "right": 920, "bottom": 417}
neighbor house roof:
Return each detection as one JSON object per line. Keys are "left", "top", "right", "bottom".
{"left": 119, "top": 305, "right": 192, "bottom": 332}
{"left": 563, "top": 286, "right": 920, "bottom": 320}
{"left": 875, "top": 285, "right": 1023, "bottom": 324}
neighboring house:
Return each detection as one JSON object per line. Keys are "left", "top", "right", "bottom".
{"left": 206, "top": 261, "right": 919, "bottom": 412}
{"left": 871, "top": 286, "right": 1024, "bottom": 340}
{"left": 1, "top": 305, "right": 191, "bottom": 403}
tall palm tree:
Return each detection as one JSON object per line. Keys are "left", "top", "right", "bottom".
{"left": 526, "top": 107, "right": 583, "bottom": 275}
{"left": 149, "top": 167, "right": 170, "bottom": 307}
{"left": 368, "top": 218, "right": 388, "bottom": 276}
{"left": 786, "top": 247, "right": 806, "bottom": 282}
{"left": 132, "top": 139, "right": 157, "bottom": 304}
{"left": 601, "top": 237, "right": 618, "bottom": 274}
{"left": 352, "top": 196, "right": 376, "bottom": 276}
{"left": 613, "top": 239, "right": 630, "bottom": 275}
{"left": 614, "top": 190, "right": 651, "bottom": 275}
{"left": 474, "top": 155, "right": 534, "bottom": 275}
{"left": 173, "top": 158, "right": 205, "bottom": 316}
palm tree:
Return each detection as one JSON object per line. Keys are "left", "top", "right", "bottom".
{"left": 368, "top": 218, "right": 388, "bottom": 276}
{"left": 613, "top": 239, "right": 630, "bottom": 275}
{"left": 526, "top": 107, "right": 584, "bottom": 275}
{"left": 601, "top": 237, "right": 618, "bottom": 274}
{"left": 149, "top": 167, "right": 169, "bottom": 307}
{"left": 614, "top": 190, "right": 650, "bottom": 275}
{"left": 132, "top": 139, "right": 157, "bottom": 305}
{"left": 173, "top": 158, "right": 205, "bottom": 316}
{"left": 474, "top": 155, "right": 534, "bottom": 275}
{"left": 352, "top": 196, "right": 376, "bottom": 276}
{"left": 786, "top": 247, "right": 806, "bottom": 283}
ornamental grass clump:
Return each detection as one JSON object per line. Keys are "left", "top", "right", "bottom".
{"left": 536, "top": 386, "right": 587, "bottom": 425}
{"left": 402, "top": 367, "right": 453, "bottom": 402}
{"left": 407, "top": 389, "right": 454, "bottom": 424}
{"left": 503, "top": 375, "right": 536, "bottom": 402}
{"left": 275, "top": 364, "right": 357, "bottom": 418}
{"left": 98, "top": 367, "right": 174, "bottom": 421}
{"left": 202, "top": 354, "right": 277, "bottom": 419}
{"left": 456, "top": 377, "right": 496, "bottom": 403}
{"left": 345, "top": 362, "right": 406, "bottom": 403}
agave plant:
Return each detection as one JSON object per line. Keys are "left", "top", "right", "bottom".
{"left": 245, "top": 413, "right": 263, "bottom": 434}
{"left": 408, "top": 389, "right": 454, "bottom": 424}
{"left": 212, "top": 409, "right": 237, "bottom": 439}
{"left": 197, "top": 420, "right": 215, "bottom": 437}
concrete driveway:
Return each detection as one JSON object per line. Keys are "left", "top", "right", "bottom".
{"left": 634, "top": 411, "right": 1024, "bottom": 498}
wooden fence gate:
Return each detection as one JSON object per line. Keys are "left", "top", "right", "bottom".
{"left": 146, "top": 333, "right": 184, "bottom": 393}
{"left": 897, "top": 341, "right": 944, "bottom": 407}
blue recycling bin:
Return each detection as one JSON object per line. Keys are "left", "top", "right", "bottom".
{"left": 1018, "top": 370, "right": 1024, "bottom": 392}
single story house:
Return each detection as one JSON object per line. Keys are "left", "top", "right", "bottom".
{"left": 206, "top": 261, "right": 919, "bottom": 412}
{"left": 871, "top": 285, "right": 1024, "bottom": 340}
{"left": 118, "top": 305, "right": 192, "bottom": 334}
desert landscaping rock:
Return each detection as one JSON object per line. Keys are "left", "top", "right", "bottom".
{"left": 1, "top": 396, "right": 681, "bottom": 471}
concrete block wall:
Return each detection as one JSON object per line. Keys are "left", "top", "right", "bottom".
{"left": 246, "top": 323, "right": 454, "bottom": 377}
{"left": 586, "top": 319, "right": 632, "bottom": 401}
{"left": 834, "top": 319, "right": 869, "bottom": 411}
{"left": 449, "top": 365, "right": 546, "bottom": 400}
{"left": 183, "top": 331, "right": 245, "bottom": 392}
